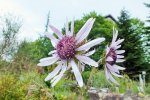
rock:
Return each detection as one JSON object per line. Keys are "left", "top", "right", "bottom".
{"left": 99, "top": 93, "right": 123, "bottom": 100}
{"left": 88, "top": 88, "right": 149, "bottom": 100}
{"left": 88, "top": 87, "right": 123, "bottom": 100}
{"left": 99, "top": 88, "right": 110, "bottom": 93}
{"left": 123, "top": 90, "right": 145, "bottom": 100}
{"left": 124, "top": 97, "right": 132, "bottom": 100}
{"left": 88, "top": 89, "right": 99, "bottom": 100}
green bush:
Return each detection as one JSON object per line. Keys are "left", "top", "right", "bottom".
{"left": 53, "top": 79, "right": 78, "bottom": 100}
{"left": 0, "top": 74, "right": 25, "bottom": 99}
{"left": 0, "top": 71, "right": 52, "bottom": 100}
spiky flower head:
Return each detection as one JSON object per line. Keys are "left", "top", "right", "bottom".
{"left": 38, "top": 18, "right": 105, "bottom": 87}
{"left": 104, "top": 28, "right": 125, "bottom": 85}
{"left": 56, "top": 36, "right": 76, "bottom": 59}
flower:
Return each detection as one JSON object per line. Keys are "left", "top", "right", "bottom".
{"left": 104, "top": 28, "right": 125, "bottom": 85}
{"left": 38, "top": 18, "right": 105, "bottom": 87}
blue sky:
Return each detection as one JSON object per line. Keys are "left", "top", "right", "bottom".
{"left": 0, "top": 0, "right": 149, "bottom": 41}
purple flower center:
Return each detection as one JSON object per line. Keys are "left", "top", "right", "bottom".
{"left": 57, "top": 36, "right": 76, "bottom": 60}
{"left": 107, "top": 48, "right": 117, "bottom": 65}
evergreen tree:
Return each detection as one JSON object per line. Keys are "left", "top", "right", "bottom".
{"left": 117, "top": 9, "right": 147, "bottom": 77}
{"left": 144, "top": 3, "right": 150, "bottom": 64}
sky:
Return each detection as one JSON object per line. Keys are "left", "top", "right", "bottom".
{"left": 0, "top": 0, "right": 149, "bottom": 41}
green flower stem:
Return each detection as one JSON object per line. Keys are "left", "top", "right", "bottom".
{"left": 87, "top": 67, "right": 97, "bottom": 89}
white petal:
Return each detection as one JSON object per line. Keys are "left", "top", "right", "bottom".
{"left": 51, "top": 72, "right": 64, "bottom": 87}
{"left": 49, "top": 24, "right": 63, "bottom": 39}
{"left": 50, "top": 62, "right": 66, "bottom": 83}
{"left": 76, "top": 19, "right": 95, "bottom": 44}
{"left": 111, "top": 38, "right": 123, "bottom": 49}
{"left": 116, "top": 45, "right": 121, "bottom": 50}
{"left": 113, "top": 64, "right": 125, "bottom": 70}
{"left": 105, "top": 67, "right": 119, "bottom": 85}
{"left": 70, "top": 60, "right": 83, "bottom": 87}
{"left": 45, "top": 32, "right": 59, "bottom": 47}
{"left": 106, "top": 46, "right": 110, "bottom": 55}
{"left": 48, "top": 50, "right": 57, "bottom": 55}
{"left": 117, "top": 55, "right": 124, "bottom": 59}
{"left": 106, "top": 63, "right": 119, "bottom": 73}
{"left": 107, "top": 70, "right": 119, "bottom": 85}
{"left": 77, "top": 38, "right": 105, "bottom": 51}
{"left": 84, "top": 49, "right": 96, "bottom": 56}
{"left": 106, "top": 56, "right": 113, "bottom": 61}
{"left": 115, "top": 39, "right": 124, "bottom": 46}
{"left": 51, "top": 69, "right": 66, "bottom": 87}
{"left": 115, "top": 45, "right": 121, "bottom": 49}
{"left": 111, "top": 71, "right": 123, "bottom": 77}
{"left": 75, "top": 18, "right": 93, "bottom": 40}
{"left": 116, "top": 50, "right": 125, "bottom": 54}
{"left": 70, "top": 18, "right": 74, "bottom": 36}
{"left": 65, "top": 18, "right": 69, "bottom": 36}
{"left": 51, "top": 62, "right": 67, "bottom": 87}
{"left": 76, "top": 55, "right": 98, "bottom": 67}
{"left": 38, "top": 56, "right": 59, "bottom": 66}
{"left": 112, "top": 28, "right": 118, "bottom": 43}
{"left": 116, "top": 59, "right": 125, "bottom": 63}
{"left": 39, "top": 54, "right": 57, "bottom": 62}
{"left": 105, "top": 67, "right": 109, "bottom": 80}
{"left": 105, "top": 66, "right": 119, "bottom": 85}
{"left": 45, "top": 62, "right": 62, "bottom": 81}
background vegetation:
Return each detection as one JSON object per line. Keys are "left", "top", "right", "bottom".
{"left": 0, "top": 7, "right": 150, "bottom": 99}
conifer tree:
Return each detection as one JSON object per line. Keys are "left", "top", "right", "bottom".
{"left": 117, "top": 9, "right": 147, "bottom": 77}
{"left": 144, "top": 3, "right": 150, "bottom": 64}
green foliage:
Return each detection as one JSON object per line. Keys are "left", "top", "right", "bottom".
{"left": 91, "top": 71, "right": 112, "bottom": 88}
{"left": 53, "top": 79, "right": 79, "bottom": 100}
{"left": 0, "top": 68, "right": 150, "bottom": 100}
{"left": 19, "top": 71, "right": 53, "bottom": 100}
{"left": 143, "top": 3, "right": 150, "bottom": 64}
{"left": 0, "top": 73, "right": 33, "bottom": 99}
{"left": 145, "top": 83, "right": 150, "bottom": 94}
{"left": 0, "top": 59, "right": 9, "bottom": 70}
{"left": 117, "top": 75, "right": 139, "bottom": 93}
{"left": 0, "top": 70, "right": 53, "bottom": 100}
{"left": 82, "top": 71, "right": 91, "bottom": 84}
{"left": 83, "top": 70, "right": 139, "bottom": 93}
{"left": 117, "top": 9, "right": 148, "bottom": 77}
{"left": 0, "top": 71, "right": 86, "bottom": 100}
{"left": 16, "top": 36, "right": 53, "bottom": 63}
{"left": 29, "top": 37, "right": 53, "bottom": 62}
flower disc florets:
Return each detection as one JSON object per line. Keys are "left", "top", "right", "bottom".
{"left": 106, "top": 48, "right": 117, "bottom": 65}
{"left": 57, "top": 36, "right": 76, "bottom": 60}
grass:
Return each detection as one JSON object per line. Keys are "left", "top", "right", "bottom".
{"left": 0, "top": 66, "right": 149, "bottom": 99}
{"left": 82, "top": 70, "right": 139, "bottom": 93}
{"left": 145, "top": 83, "right": 150, "bottom": 95}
